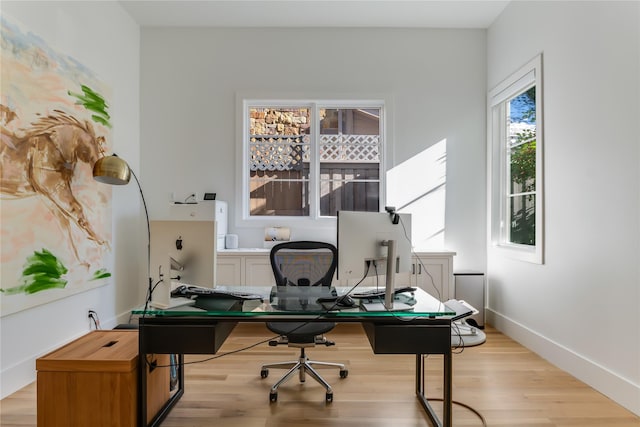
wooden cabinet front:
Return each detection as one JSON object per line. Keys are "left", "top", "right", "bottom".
{"left": 36, "top": 330, "right": 168, "bottom": 427}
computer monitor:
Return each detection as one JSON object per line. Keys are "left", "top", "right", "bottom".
{"left": 149, "top": 220, "right": 217, "bottom": 308}
{"left": 337, "top": 209, "right": 412, "bottom": 309}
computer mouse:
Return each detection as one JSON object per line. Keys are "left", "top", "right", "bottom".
{"left": 336, "top": 295, "right": 356, "bottom": 308}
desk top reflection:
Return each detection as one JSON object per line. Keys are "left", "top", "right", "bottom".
{"left": 132, "top": 285, "right": 459, "bottom": 319}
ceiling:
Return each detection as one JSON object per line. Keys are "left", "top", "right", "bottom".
{"left": 119, "top": 0, "right": 510, "bottom": 29}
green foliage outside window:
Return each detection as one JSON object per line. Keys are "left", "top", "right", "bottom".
{"left": 509, "top": 87, "right": 536, "bottom": 246}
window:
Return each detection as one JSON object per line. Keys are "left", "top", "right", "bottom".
{"left": 243, "top": 101, "right": 384, "bottom": 219}
{"left": 488, "top": 54, "right": 544, "bottom": 263}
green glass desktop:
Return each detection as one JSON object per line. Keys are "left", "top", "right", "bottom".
{"left": 132, "top": 285, "right": 459, "bottom": 318}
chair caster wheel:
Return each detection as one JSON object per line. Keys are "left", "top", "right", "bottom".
{"left": 269, "top": 392, "right": 278, "bottom": 402}
{"left": 326, "top": 392, "right": 333, "bottom": 402}
{"left": 268, "top": 341, "right": 278, "bottom": 347}
{"left": 340, "top": 369, "right": 348, "bottom": 378}
{"left": 260, "top": 369, "right": 269, "bottom": 378}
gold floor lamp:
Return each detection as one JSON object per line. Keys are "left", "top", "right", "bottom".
{"left": 92, "top": 154, "right": 154, "bottom": 309}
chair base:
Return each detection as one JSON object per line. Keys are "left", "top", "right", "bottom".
{"left": 268, "top": 335, "right": 335, "bottom": 347}
{"left": 261, "top": 347, "right": 348, "bottom": 402}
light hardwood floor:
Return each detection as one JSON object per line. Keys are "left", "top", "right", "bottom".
{"left": 1, "top": 323, "right": 638, "bottom": 426}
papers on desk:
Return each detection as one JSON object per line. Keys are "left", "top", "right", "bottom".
{"left": 360, "top": 301, "right": 414, "bottom": 312}
{"left": 444, "top": 299, "right": 477, "bottom": 321}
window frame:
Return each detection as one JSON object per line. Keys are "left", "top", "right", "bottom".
{"left": 239, "top": 98, "right": 387, "bottom": 226}
{"left": 487, "top": 54, "right": 544, "bottom": 264}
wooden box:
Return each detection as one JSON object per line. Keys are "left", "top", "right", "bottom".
{"left": 36, "top": 330, "right": 169, "bottom": 427}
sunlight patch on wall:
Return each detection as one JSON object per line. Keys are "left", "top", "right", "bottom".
{"left": 386, "top": 139, "right": 447, "bottom": 250}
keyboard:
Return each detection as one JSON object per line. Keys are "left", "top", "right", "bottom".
{"left": 171, "top": 285, "right": 264, "bottom": 302}
{"left": 351, "top": 286, "right": 417, "bottom": 299}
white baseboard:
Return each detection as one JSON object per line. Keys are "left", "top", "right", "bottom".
{"left": 0, "top": 357, "right": 36, "bottom": 400}
{"left": 1, "top": 314, "right": 124, "bottom": 400}
{"left": 486, "top": 308, "right": 640, "bottom": 416}
{"left": 0, "top": 330, "right": 84, "bottom": 399}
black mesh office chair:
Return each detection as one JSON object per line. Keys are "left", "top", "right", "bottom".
{"left": 260, "top": 241, "right": 348, "bottom": 402}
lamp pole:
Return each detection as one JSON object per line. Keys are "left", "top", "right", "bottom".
{"left": 93, "top": 154, "right": 153, "bottom": 307}
{"left": 128, "top": 168, "right": 153, "bottom": 307}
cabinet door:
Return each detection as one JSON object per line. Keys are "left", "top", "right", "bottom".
{"left": 245, "top": 256, "right": 275, "bottom": 286}
{"left": 412, "top": 255, "right": 453, "bottom": 301}
{"left": 216, "top": 256, "right": 242, "bottom": 286}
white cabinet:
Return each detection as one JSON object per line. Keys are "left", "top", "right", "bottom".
{"left": 216, "top": 255, "right": 242, "bottom": 285}
{"left": 217, "top": 250, "right": 455, "bottom": 300}
{"left": 410, "top": 252, "right": 455, "bottom": 301}
{"left": 217, "top": 251, "right": 274, "bottom": 287}
{"left": 245, "top": 256, "right": 274, "bottom": 286}
{"left": 337, "top": 252, "right": 455, "bottom": 301}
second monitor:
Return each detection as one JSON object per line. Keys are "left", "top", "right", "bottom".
{"left": 336, "top": 210, "right": 412, "bottom": 310}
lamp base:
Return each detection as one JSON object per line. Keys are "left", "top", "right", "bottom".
{"left": 451, "top": 320, "right": 486, "bottom": 347}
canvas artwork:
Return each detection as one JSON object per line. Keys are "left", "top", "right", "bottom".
{"left": 0, "top": 15, "right": 113, "bottom": 316}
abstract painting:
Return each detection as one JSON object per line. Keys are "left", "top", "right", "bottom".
{"left": 0, "top": 15, "right": 113, "bottom": 316}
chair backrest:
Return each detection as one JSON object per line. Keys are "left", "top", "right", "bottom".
{"left": 269, "top": 241, "right": 338, "bottom": 287}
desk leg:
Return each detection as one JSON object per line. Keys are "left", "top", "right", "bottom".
{"left": 144, "top": 354, "right": 184, "bottom": 427}
{"left": 415, "top": 353, "right": 452, "bottom": 427}
{"left": 443, "top": 351, "right": 452, "bottom": 426}
{"left": 139, "top": 351, "right": 147, "bottom": 427}
{"left": 138, "top": 342, "right": 185, "bottom": 426}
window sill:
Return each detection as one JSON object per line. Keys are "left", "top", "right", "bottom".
{"left": 492, "top": 242, "right": 543, "bottom": 265}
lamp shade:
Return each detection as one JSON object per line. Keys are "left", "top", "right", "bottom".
{"left": 93, "top": 155, "right": 131, "bottom": 185}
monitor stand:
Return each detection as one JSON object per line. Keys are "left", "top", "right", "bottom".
{"left": 150, "top": 277, "right": 195, "bottom": 309}
{"left": 360, "top": 300, "right": 414, "bottom": 312}
{"left": 381, "top": 239, "right": 396, "bottom": 310}
{"left": 361, "top": 238, "right": 414, "bottom": 312}
{"left": 167, "top": 296, "right": 195, "bottom": 309}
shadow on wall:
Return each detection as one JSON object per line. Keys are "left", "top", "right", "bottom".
{"left": 386, "top": 139, "right": 447, "bottom": 250}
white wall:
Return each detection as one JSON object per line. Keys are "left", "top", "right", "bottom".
{"left": 0, "top": 2, "right": 141, "bottom": 398}
{"left": 486, "top": 1, "right": 639, "bottom": 415}
{"left": 140, "top": 27, "right": 487, "bottom": 271}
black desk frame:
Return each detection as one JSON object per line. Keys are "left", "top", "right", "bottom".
{"left": 138, "top": 314, "right": 454, "bottom": 427}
